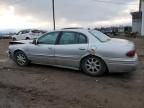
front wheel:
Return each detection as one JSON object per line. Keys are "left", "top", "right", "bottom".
{"left": 81, "top": 56, "right": 106, "bottom": 76}
{"left": 26, "top": 37, "right": 30, "bottom": 40}
{"left": 12, "top": 38, "right": 16, "bottom": 41}
{"left": 14, "top": 51, "right": 29, "bottom": 66}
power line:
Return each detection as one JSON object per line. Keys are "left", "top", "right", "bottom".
{"left": 93, "top": 0, "right": 137, "bottom": 5}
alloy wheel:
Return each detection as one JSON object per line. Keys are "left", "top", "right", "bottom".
{"left": 85, "top": 57, "right": 101, "bottom": 74}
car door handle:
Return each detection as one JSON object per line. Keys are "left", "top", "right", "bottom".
{"left": 79, "top": 48, "right": 86, "bottom": 50}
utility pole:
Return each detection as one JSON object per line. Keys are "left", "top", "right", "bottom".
{"left": 139, "top": 0, "right": 142, "bottom": 11}
{"left": 52, "top": 0, "right": 56, "bottom": 30}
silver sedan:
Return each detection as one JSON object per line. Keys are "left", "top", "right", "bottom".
{"left": 8, "top": 29, "right": 138, "bottom": 76}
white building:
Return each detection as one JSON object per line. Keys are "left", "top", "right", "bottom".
{"left": 131, "top": 0, "right": 144, "bottom": 36}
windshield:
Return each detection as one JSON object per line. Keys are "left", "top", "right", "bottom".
{"left": 89, "top": 30, "right": 111, "bottom": 42}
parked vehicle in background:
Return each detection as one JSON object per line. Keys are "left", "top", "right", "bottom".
{"left": 0, "top": 34, "right": 11, "bottom": 39}
{"left": 12, "top": 29, "right": 47, "bottom": 41}
{"left": 8, "top": 28, "right": 138, "bottom": 76}
{"left": 0, "top": 35, "right": 3, "bottom": 39}
{"left": 2, "top": 34, "right": 11, "bottom": 39}
{"left": 0, "top": 33, "right": 3, "bottom": 39}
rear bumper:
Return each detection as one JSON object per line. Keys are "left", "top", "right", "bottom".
{"left": 106, "top": 55, "right": 138, "bottom": 73}
{"left": 107, "top": 61, "right": 138, "bottom": 73}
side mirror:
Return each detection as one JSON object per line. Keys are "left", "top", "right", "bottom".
{"left": 32, "top": 39, "right": 38, "bottom": 45}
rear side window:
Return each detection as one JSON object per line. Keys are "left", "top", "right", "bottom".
{"left": 59, "top": 31, "right": 87, "bottom": 45}
{"left": 59, "top": 32, "right": 77, "bottom": 44}
{"left": 77, "top": 33, "right": 87, "bottom": 44}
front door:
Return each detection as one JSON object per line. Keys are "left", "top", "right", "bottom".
{"left": 27, "top": 32, "right": 59, "bottom": 64}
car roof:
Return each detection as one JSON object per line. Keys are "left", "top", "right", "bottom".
{"left": 54, "top": 28, "right": 92, "bottom": 34}
{"left": 19, "top": 29, "right": 44, "bottom": 32}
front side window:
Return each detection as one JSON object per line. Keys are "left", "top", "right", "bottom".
{"left": 17, "top": 32, "right": 21, "bottom": 35}
{"left": 38, "top": 32, "right": 59, "bottom": 44}
{"left": 21, "top": 30, "right": 29, "bottom": 34}
{"left": 59, "top": 32, "right": 87, "bottom": 45}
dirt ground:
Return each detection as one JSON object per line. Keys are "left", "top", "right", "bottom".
{"left": 0, "top": 38, "right": 144, "bottom": 108}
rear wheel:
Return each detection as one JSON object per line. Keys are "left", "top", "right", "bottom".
{"left": 14, "top": 51, "right": 29, "bottom": 66}
{"left": 81, "top": 56, "right": 106, "bottom": 76}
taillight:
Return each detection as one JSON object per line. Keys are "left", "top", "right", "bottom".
{"left": 126, "top": 50, "right": 136, "bottom": 57}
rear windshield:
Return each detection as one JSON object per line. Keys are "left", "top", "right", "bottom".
{"left": 89, "top": 30, "right": 111, "bottom": 42}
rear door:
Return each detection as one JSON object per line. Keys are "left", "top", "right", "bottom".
{"left": 55, "top": 31, "right": 89, "bottom": 68}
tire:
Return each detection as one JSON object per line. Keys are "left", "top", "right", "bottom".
{"left": 12, "top": 38, "right": 16, "bottom": 41}
{"left": 14, "top": 51, "right": 29, "bottom": 66}
{"left": 26, "top": 37, "right": 30, "bottom": 40}
{"left": 81, "top": 56, "right": 106, "bottom": 76}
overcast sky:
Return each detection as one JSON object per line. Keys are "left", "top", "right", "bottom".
{"left": 0, "top": 0, "right": 139, "bottom": 31}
